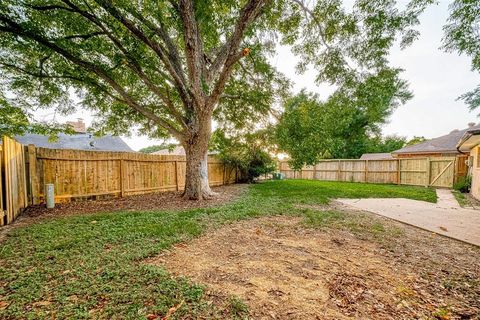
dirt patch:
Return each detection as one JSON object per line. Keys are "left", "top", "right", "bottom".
{"left": 150, "top": 216, "right": 428, "bottom": 319}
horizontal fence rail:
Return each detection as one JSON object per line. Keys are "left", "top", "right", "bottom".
{"left": 278, "top": 157, "right": 461, "bottom": 188}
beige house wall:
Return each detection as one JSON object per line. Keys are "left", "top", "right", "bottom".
{"left": 470, "top": 146, "right": 480, "bottom": 200}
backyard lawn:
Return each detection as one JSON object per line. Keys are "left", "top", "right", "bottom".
{"left": 1, "top": 180, "right": 478, "bottom": 319}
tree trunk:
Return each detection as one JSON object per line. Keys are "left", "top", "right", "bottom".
{"left": 182, "top": 115, "right": 216, "bottom": 200}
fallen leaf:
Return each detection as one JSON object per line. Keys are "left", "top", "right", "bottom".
{"left": 162, "top": 300, "right": 184, "bottom": 320}
{"left": 0, "top": 300, "right": 10, "bottom": 310}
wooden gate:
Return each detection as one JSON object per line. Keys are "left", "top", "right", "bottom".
{"left": 428, "top": 157, "right": 456, "bottom": 188}
{"left": 1, "top": 136, "right": 28, "bottom": 225}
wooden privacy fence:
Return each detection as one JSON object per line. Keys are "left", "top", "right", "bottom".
{"left": 0, "top": 137, "right": 28, "bottom": 226}
{"left": 27, "top": 147, "right": 238, "bottom": 204}
{"left": 0, "top": 137, "right": 238, "bottom": 225}
{"left": 278, "top": 157, "right": 460, "bottom": 188}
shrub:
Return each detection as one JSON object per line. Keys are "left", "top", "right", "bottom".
{"left": 210, "top": 129, "right": 276, "bottom": 183}
{"left": 218, "top": 146, "right": 276, "bottom": 183}
{"left": 454, "top": 175, "right": 471, "bottom": 193}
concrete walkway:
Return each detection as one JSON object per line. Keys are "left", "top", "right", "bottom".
{"left": 337, "top": 189, "right": 480, "bottom": 246}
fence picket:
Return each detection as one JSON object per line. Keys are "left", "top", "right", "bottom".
{"left": 31, "top": 147, "right": 234, "bottom": 203}
{"left": 1, "top": 137, "right": 28, "bottom": 225}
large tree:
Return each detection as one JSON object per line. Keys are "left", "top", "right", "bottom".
{"left": 0, "top": 0, "right": 429, "bottom": 199}
{"left": 276, "top": 70, "right": 411, "bottom": 168}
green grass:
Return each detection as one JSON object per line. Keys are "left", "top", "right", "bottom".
{"left": 452, "top": 190, "right": 469, "bottom": 207}
{"left": 0, "top": 180, "right": 436, "bottom": 319}
{"left": 253, "top": 180, "right": 437, "bottom": 204}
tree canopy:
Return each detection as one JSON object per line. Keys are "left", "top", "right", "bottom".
{"left": 443, "top": 0, "right": 480, "bottom": 110}
{"left": 406, "top": 135, "right": 426, "bottom": 146}
{"left": 210, "top": 128, "right": 276, "bottom": 182}
{"left": 0, "top": 95, "right": 72, "bottom": 138}
{"left": 138, "top": 143, "right": 177, "bottom": 154}
{"left": 276, "top": 69, "right": 411, "bottom": 168}
{"left": 365, "top": 134, "right": 407, "bottom": 153}
{"left": 0, "top": 0, "right": 432, "bottom": 198}
{"left": 0, "top": 0, "right": 431, "bottom": 136}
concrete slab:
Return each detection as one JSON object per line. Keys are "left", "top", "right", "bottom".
{"left": 337, "top": 190, "right": 480, "bottom": 247}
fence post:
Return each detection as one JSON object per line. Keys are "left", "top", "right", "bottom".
{"left": 3, "top": 137, "right": 11, "bottom": 224}
{"left": 426, "top": 157, "right": 431, "bottom": 187}
{"left": 174, "top": 160, "right": 179, "bottom": 191}
{"left": 397, "top": 159, "right": 401, "bottom": 185}
{"left": 452, "top": 157, "right": 457, "bottom": 186}
{"left": 365, "top": 160, "right": 369, "bottom": 183}
{"left": 337, "top": 160, "right": 341, "bottom": 181}
{"left": 119, "top": 159, "right": 126, "bottom": 197}
{"left": 27, "top": 144, "right": 40, "bottom": 205}
{"left": 313, "top": 164, "right": 317, "bottom": 180}
{"left": 223, "top": 164, "right": 226, "bottom": 185}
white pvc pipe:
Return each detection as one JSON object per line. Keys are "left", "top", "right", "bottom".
{"left": 45, "top": 184, "right": 55, "bottom": 209}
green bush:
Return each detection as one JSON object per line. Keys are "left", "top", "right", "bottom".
{"left": 210, "top": 129, "right": 276, "bottom": 183}
{"left": 453, "top": 176, "right": 471, "bottom": 193}
{"left": 219, "top": 147, "right": 276, "bottom": 183}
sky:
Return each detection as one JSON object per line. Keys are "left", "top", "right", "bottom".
{"left": 35, "top": 0, "right": 480, "bottom": 151}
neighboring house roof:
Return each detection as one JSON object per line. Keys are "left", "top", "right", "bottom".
{"left": 359, "top": 153, "right": 394, "bottom": 160}
{"left": 392, "top": 123, "right": 480, "bottom": 155}
{"left": 14, "top": 133, "right": 133, "bottom": 152}
{"left": 152, "top": 145, "right": 218, "bottom": 156}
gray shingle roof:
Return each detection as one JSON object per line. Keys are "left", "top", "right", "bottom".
{"left": 14, "top": 133, "right": 133, "bottom": 152}
{"left": 392, "top": 124, "right": 480, "bottom": 154}
{"left": 359, "top": 153, "right": 394, "bottom": 160}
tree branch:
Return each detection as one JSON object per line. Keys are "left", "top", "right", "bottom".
{"left": 25, "top": 4, "right": 74, "bottom": 12}
{"left": 53, "top": 5, "right": 187, "bottom": 128}
{"left": 61, "top": 31, "right": 106, "bottom": 40}
{"left": 1, "top": 62, "right": 126, "bottom": 102}
{"left": 0, "top": 16, "right": 183, "bottom": 139}
{"left": 291, "top": 0, "right": 354, "bottom": 72}
{"left": 178, "top": 0, "right": 206, "bottom": 105}
{"left": 207, "top": 0, "right": 269, "bottom": 107}
{"left": 123, "top": 6, "right": 186, "bottom": 89}
{"left": 88, "top": 0, "right": 191, "bottom": 108}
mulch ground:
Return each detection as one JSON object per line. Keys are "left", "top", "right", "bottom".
{"left": 23, "top": 184, "right": 248, "bottom": 219}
